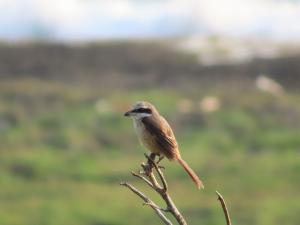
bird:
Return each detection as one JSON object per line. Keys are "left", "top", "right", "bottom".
{"left": 124, "top": 101, "right": 204, "bottom": 189}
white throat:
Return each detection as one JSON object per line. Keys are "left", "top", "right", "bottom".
{"left": 132, "top": 117, "right": 145, "bottom": 146}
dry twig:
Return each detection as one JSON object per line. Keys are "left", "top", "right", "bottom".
{"left": 216, "top": 191, "right": 232, "bottom": 225}
{"left": 120, "top": 182, "right": 172, "bottom": 225}
{"left": 121, "top": 153, "right": 187, "bottom": 225}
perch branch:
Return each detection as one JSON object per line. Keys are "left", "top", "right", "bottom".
{"left": 121, "top": 154, "right": 187, "bottom": 225}
{"left": 120, "top": 182, "right": 172, "bottom": 225}
{"left": 145, "top": 154, "right": 168, "bottom": 192}
{"left": 131, "top": 171, "right": 154, "bottom": 188}
{"left": 216, "top": 191, "right": 232, "bottom": 225}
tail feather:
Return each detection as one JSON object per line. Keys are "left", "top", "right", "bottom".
{"left": 177, "top": 158, "right": 204, "bottom": 189}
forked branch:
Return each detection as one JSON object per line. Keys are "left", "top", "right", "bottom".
{"left": 121, "top": 153, "right": 187, "bottom": 225}
{"left": 120, "top": 181, "right": 172, "bottom": 225}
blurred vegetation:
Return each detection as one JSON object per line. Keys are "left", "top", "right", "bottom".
{"left": 0, "top": 76, "right": 299, "bottom": 225}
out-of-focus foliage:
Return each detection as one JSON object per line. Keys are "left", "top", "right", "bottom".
{"left": 0, "top": 77, "right": 299, "bottom": 225}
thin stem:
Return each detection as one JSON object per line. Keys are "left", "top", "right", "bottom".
{"left": 120, "top": 182, "right": 173, "bottom": 225}
{"left": 216, "top": 191, "right": 232, "bottom": 225}
{"left": 131, "top": 171, "right": 154, "bottom": 188}
{"left": 144, "top": 154, "right": 187, "bottom": 225}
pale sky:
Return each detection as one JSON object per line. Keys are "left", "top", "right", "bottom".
{"left": 0, "top": 0, "right": 300, "bottom": 41}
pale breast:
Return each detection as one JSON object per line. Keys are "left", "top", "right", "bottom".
{"left": 133, "top": 119, "right": 160, "bottom": 154}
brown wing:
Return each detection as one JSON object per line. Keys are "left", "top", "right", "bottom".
{"left": 142, "top": 115, "right": 179, "bottom": 160}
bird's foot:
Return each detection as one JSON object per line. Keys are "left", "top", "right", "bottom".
{"left": 144, "top": 153, "right": 165, "bottom": 173}
{"left": 145, "top": 153, "right": 156, "bottom": 165}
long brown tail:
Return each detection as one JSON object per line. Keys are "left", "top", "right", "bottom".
{"left": 177, "top": 157, "right": 204, "bottom": 189}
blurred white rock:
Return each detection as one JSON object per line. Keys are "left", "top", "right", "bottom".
{"left": 255, "top": 75, "right": 284, "bottom": 96}
{"left": 199, "top": 96, "right": 220, "bottom": 113}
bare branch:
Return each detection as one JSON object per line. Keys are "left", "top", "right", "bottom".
{"left": 143, "top": 202, "right": 170, "bottom": 212}
{"left": 120, "top": 182, "right": 173, "bottom": 225}
{"left": 216, "top": 191, "right": 232, "bottom": 225}
{"left": 141, "top": 161, "right": 162, "bottom": 190}
{"left": 146, "top": 154, "right": 168, "bottom": 192}
{"left": 126, "top": 154, "right": 188, "bottom": 225}
{"left": 131, "top": 171, "right": 154, "bottom": 188}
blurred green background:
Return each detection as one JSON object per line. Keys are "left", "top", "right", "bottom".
{"left": 0, "top": 41, "right": 299, "bottom": 225}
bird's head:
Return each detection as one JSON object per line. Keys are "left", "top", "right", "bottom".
{"left": 124, "top": 101, "right": 157, "bottom": 120}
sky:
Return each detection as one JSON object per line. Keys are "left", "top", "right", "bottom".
{"left": 0, "top": 0, "right": 300, "bottom": 41}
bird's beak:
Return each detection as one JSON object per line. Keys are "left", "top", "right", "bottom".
{"left": 124, "top": 110, "right": 132, "bottom": 117}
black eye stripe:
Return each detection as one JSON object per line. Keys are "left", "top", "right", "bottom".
{"left": 133, "top": 108, "right": 152, "bottom": 114}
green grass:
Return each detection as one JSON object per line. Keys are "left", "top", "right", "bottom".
{"left": 0, "top": 79, "right": 299, "bottom": 225}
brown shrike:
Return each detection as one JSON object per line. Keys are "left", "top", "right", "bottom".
{"left": 124, "top": 101, "right": 204, "bottom": 189}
